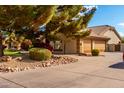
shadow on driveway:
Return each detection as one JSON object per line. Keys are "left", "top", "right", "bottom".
{"left": 109, "top": 62, "right": 124, "bottom": 69}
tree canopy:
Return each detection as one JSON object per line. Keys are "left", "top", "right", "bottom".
{"left": 0, "top": 5, "right": 96, "bottom": 38}
{"left": 0, "top": 6, "right": 56, "bottom": 31}
{"left": 0, "top": 5, "right": 96, "bottom": 56}
{"left": 122, "top": 37, "right": 124, "bottom": 43}
{"left": 45, "top": 5, "right": 96, "bottom": 39}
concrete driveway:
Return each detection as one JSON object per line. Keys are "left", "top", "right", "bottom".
{"left": 0, "top": 52, "right": 124, "bottom": 88}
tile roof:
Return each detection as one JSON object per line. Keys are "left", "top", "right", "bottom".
{"left": 88, "top": 25, "right": 121, "bottom": 40}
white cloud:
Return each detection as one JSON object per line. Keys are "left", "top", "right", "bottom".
{"left": 118, "top": 22, "right": 124, "bottom": 26}
{"left": 84, "top": 5, "right": 98, "bottom": 10}
{"left": 118, "top": 31, "right": 124, "bottom": 37}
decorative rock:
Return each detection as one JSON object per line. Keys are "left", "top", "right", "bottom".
{"left": 14, "top": 68, "right": 19, "bottom": 72}
{"left": 5, "top": 68, "right": 9, "bottom": 72}
{"left": 10, "top": 68, "right": 14, "bottom": 72}
{"left": 0, "top": 56, "right": 12, "bottom": 62}
{"left": 36, "top": 65, "right": 39, "bottom": 67}
{"left": 42, "top": 63, "right": 46, "bottom": 67}
{"left": 0, "top": 55, "right": 78, "bottom": 73}
{"left": 13, "top": 57, "right": 22, "bottom": 61}
{"left": 38, "top": 65, "right": 42, "bottom": 67}
{"left": 30, "top": 67, "right": 35, "bottom": 69}
{"left": 46, "top": 62, "right": 51, "bottom": 67}
{"left": 20, "top": 68, "right": 23, "bottom": 71}
{"left": 1, "top": 56, "right": 7, "bottom": 62}
{"left": 7, "top": 67, "right": 11, "bottom": 72}
{"left": 16, "top": 57, "right": 23, "bottom": 61}
{"left": 26, "top": 67, "right": 30, "bottom": 70}
{"left": 7, "top": 56, "right": 12, "bottom": 61}
{"left": 23, "top": 67, "right": 27, "bottom": 71}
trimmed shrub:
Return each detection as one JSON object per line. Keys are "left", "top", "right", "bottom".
{"left": 91, "top": 49, "right": 99, "bottom": 56}
{"left": 21, "top": 39, "right": 32, "bottom": 51}
{"left": 29, "top": 48, "right": 52, "bottom": 61}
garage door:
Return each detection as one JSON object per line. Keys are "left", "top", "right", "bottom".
{"left": 83, "top": 40, "right": 91, "bottom": 53}
{"left": 94, "top": 40, "right": 105, "bottom": 52}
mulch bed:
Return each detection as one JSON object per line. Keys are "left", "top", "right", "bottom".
{"left": 0, "top": 55, "right": 78, "bottom": 73}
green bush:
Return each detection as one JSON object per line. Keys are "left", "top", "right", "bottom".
{"left": 91, "top": 49, "right": 99, "bottom": 56}
{"left": 29, "top": 48, "right": 52, "bottom": 61}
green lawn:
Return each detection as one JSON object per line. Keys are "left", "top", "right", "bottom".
{"left": 4, "top": 49, "right": 22, "bottom": 56}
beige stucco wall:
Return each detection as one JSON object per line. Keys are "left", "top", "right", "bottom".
{"left": 54, "top": 38, "right": 77, "bottom": 54}
{"left": 103, "top": 30, "right": 120, "bottom": 44}
{"left": 53, "top": 33, "right": 77, "bottom": 54}
{"left": 121, "top": 44, "right": 124, "bottom": 52}
{"left": 79, "top": 39, "right": 84, "bottom": 53}
{"left": 65, "top": 38, "right": 77, "bottom": 54}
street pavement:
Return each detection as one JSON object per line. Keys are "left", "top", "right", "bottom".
{"left": 0, "top": 52, "right": 124, "bottom": 88}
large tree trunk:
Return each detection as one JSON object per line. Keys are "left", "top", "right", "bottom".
{"left": 0, "top": 31, "right": 4, "bottom": 57}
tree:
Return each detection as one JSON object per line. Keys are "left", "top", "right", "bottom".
{"left": 0, "top": 5, "right": 56, "bottom": 56}
{"left": 44, "top": 5, "right": 96, "bottom": 39}
{"left": 0, "top": 5, "right": 96, "bottom": 56}
{"left": 122, "top": 37, "right": 124, "bottom": 43}
{"left": 24, "top": 6, "right": 96, "bottom": 53}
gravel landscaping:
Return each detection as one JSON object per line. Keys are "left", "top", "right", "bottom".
{"left": 0, "top": 55, "right": 78, "bottom": 73}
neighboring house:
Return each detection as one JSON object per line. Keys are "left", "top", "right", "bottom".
{"left": 89, "top": 25, "right": 121, "bottom": 52}
{"left": 52, "top": 25, "right": 122, "bottom": 54}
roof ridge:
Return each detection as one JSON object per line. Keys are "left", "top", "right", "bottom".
{"left": 88, "top": 25, "right": 113, "bottom": 28}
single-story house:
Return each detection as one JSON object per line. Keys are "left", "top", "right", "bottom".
{"left": 52, "top": 25, "right": 122, "bottom": 54}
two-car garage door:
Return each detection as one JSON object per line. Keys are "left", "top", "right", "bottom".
{"left": 83, "top": 40, "right": 106, "bottom": 53}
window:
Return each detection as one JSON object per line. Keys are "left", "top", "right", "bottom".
{"left": 50, "top": 41, "right": 63, "bottom": 51}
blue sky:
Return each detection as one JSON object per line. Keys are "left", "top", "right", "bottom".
{"left": 88, "top": 5, "right": 124, "bottom": 37}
